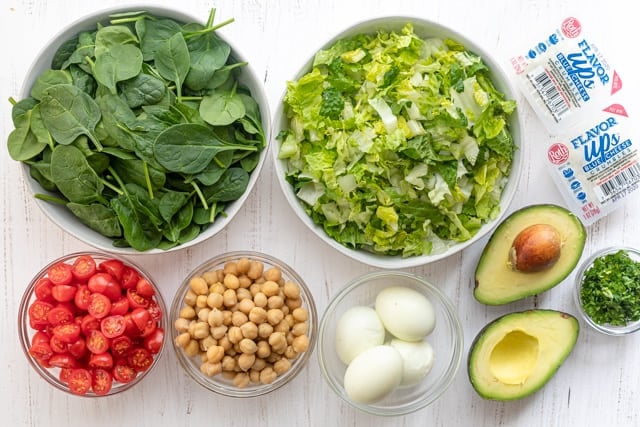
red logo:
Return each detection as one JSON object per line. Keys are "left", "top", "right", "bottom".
{"left": 561, "top": 17, "right": 582, "bottom": 38}
{"left": 548, "top": 143, "right": 570, "bottom": 165}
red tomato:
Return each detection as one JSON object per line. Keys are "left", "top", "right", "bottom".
{"left": 143, "top": 327, "right": 164, "bottom": 354}
{"left": 52, "top": 322, "right": 81, "bottom": 344}
{"left": 100, "top": 315, "right": 126, "bottom": 338}
{"left": 129, "top": 308, "right": 151, "bottom": 332}
{"left": 88, "top": 273, "right": 122, "bottom": 301}
{"left": 74, "top": 285, "right": 91, "bottom": 311}
{"left": 59, "top": 367, "right": 73, "bottom": 384}
{"left": 109, "top": 297, "right": 129, "bottom": 316}
{"left": 71, "top": 255, "right": 97, "bottom": 282}
{"left": 91, "top": 368, "right": 113, "bottom": 395}
{"left": 128, "top": 347, "right": 153, "bottom": 372}
{"left": 89, "top": 352, "right": 114, "bottom": 370}
{"left": 99, "top": 259, "right": 124, "bottom": 281}
{"left": 80, "top": 315, "right": 100, "bottom": 336}
{"left": 121, "top": 267, "right": 140, "bottom": 290}
{"left": 123, "top": 314, "right": 140, "bottom": 337}
{"left": 88, "top": 293, "right": 112, "bottom": 319}
{"left": 47, "top": 262, "right": 74, "bottom": 286}
{"left": 51, "top": 284, "right": 77, "bottom": 303}
{"left": 126, "top": 289, "right": 149, "bottom": 309}
{"left": 86, "top": 329, "right": 110, "bottom": 354}
{"left": 49, "top": 353, "right": 79, "bottom": 369}
{"left": 34, "top": 278, "right": 55, "bottom": 303}
{"left": 29, "top": 342, "right": 53, "bottom": 362}
{"left": 67, "top": 368, "right": 92, "bottom": 395}
{"left": 67, "top": 338, "right": 87, "bottom": 359}
{"left": 46, "top": 305, "right": 74, "bottom": 326}
{"left": 111, "top": 335, "right": 133, "bottom": 358}
{"left": 31, "top": 330, "right": 51, "bottom": 347}
{"left": 49, "top": 335, "right": 67, "bottom": 353}
{"left": 113, "top": 361, "right": 137, "bottom": 383}
{"left": 28, "top": 300, "right": 54, "bottom": 330}
{"left": 135, "top": 278, "right": 155, "bottom": 298}
{"left": 147, "top": 299, "right": 163, "bottom": 323}
{"left": 140, "top": 318, "right": 157, "bottom": 338}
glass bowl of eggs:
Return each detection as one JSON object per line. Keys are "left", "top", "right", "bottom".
{"left": 317, "top": 270, "right": 464, "bottom": 416}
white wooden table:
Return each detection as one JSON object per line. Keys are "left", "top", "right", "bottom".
{"left": 2, "top": 0, "right": 639, "bottom": 425}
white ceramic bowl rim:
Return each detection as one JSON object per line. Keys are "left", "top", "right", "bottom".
{"left": 272, "top": 16, "right": 524, "bottom": 268}
{"left": 18, "top": 4, "right": 271, "bottom": 255}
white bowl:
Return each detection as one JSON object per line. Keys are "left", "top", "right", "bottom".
{"left": 272, "top": 17, "right": 523, "bottom": 268}
{"left": 17, "top": 5, "right": 270, "bottom": 255}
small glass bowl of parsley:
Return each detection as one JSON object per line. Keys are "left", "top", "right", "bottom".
{"left": 574, "top": 247, "right": 640, "bottom": 336}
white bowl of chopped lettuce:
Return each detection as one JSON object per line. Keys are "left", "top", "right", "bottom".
{"left": 10, "top": 5, "right": 270, "bottom": 254}
{"left": 273, "top": 17, "right": 523, "bottom": 268}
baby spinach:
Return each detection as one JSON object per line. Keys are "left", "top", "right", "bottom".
{"left": 7, "top": 8, "right": 266, "bottom": 251}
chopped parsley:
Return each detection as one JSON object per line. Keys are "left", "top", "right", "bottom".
{"left": 580, "top": 249, "right": 640, "bottom": 326}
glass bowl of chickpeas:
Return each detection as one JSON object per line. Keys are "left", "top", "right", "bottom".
{"left": 170, "top": 251, "right": 318, "bottom": 397}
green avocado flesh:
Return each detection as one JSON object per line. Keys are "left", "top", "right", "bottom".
{"left": 468, "top": 309, "right": 579, "bottom": 401}
{"left": 474, "top": 204, "right": 586, "bottom": 305}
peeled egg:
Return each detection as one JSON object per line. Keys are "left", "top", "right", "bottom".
{"left": 343, "top": 345, "right": 403, "bottom": 404}
{"left": 375, "top": 286, "right": 435, "bottom": 341}
{"left": 335, "top": 306, "right": 385, "bottom": 364}
{"left": 390, "top": 338, "right": 435, "bottom": 387}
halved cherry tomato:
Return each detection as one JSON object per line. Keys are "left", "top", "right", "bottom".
{"left": 86, "top": 329, "right": 110, "bottom": 354}
{"left": 140, "top": 318, "right": 157, "bottom": 338}
{"left": 74, "top": 285, "right": 91, "bottom": 311}
{"left": 89, "top": 352, "right": 114, "bottom": 370}
{"left": 28, "top": 300, "right": 54, "bottom": 330}
{"left": 128, "top": 347, "right": 153, "bottom": 372}
{"left": 68, "top": 338, "right": 87, "bottom": 359}
{"left": 99, "top": 259, "right": 124, "bottom": 281}
{"left": 109, "top": 298, "right": 129, "bottom": 316}
{"left": 121, "top": 267, "right": 140, "bottom": 290}
{"left": 49, "top": 352, "right": 79, "bottom": 369}
{"left": 71, "top": 255, "right": 97, "bottom": 282}
{"left": 129, "top": 308, "right": 151, "bottom": 332}
{"left": 143, "top": 327, "right": 164, "bottom": 354}
{"left": 111, "top": 335, "right": 133, "bottom": 358}
{"left": 51, "top": 284, "right": 77, "bottom": 303}
{"left": 34, "top": 278, "right": 55, "bottom": 303}
{"left": 47, "top": 262, "right": 74, "bottom": 286}
{"left": 123, "top": 314, "right": 141, "bottom": 337}
{"left": 135, "top": 278, "right": 155, "bottom": 298}
{"left": 29, "top": 342, "right": 53, "bottom": 362}
{"left": 31, "top": 330, "right": 51, "bottom": 347}
{"left": 59, "top": 367, "right": 73, "bottom": 384}
{"left": 88, "top": 273, "right": 121, "bottom": 301}
{"left": 147, "top": 300, "right": 162, "bottom": 323}
{"left": 52, "top": 322, "right": 81, "bottom": 344}
{"left": 113, "top": 361, "right": 137, "bottom": 383}
{"left": 91, "top": 368, "right": 113, "bottom": 395}
{"left": 100, "top": 315, "right": 126, "bottom": 338}
{"left": 88, "top": 293, "right": 112, "bottom": 319}
{"left": 46, "top": 305, "right": 74, "bottom": 326}
{"left": 126, "top": 289, "right": 149, "bottom": 309}
{"left": 49, "top": 335, "right": 67, "bottom": 353}
{"left": 67, "top": 368, "right": 92, "bottom": 395}
{"left": 80, "top": 315, "right": 100, "bottom": 336}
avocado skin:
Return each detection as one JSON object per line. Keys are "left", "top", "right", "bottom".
{"left": 473, "top": 204, "right": 586, "bottom": 305}
{"left": 467, "top": 309, "right": 579, "bottom": 401}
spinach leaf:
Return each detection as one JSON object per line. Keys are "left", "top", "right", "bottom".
{"left": 111, "top": 157, "right": 166, "bottom": 191}
{"left": 184, "top": 29, "right": 231, "bottom": 91}
{"left": 7, "top": 108, "right": 47, "bottom": 161}
{"left": 111, "top": 193, "right": 163, "bottom": 251}
{"left": 61, "top": 31, "right": 96, "bottom": 70}
{"left": 94, "top": 25, "right": 138, "bottom": 57}
{"left": 40, "top": 84, "right": 102, "bottom": 149}
{"left": 50, "top": 145, "right": 105, "bottom": 204}
{"left": 136, "top": 18, "right": 182, "bottom": 61}
{"left": 52, "top": 36, "right": 79, "bottom": 69}
{"left": 204, "top": 167, "right": 249, "bottom": 202}
{"left": 153, "top": 123, "right": 256, "bottom": 174}
{"left": 154, "top": 32, "right": 190, "bottom": 99}
{"left": 67, "top": 202, "right": 122, "bottom": 237}
{"left": 70, "top": 65, "right": 97, "bottom": 96}
{"left": 158, "top": 190, "right": 192, "bottom": 222}
{"left": 199, "top": 86, "right": 246, "bottom": 126}
{"left": 30, "top": 70, "right": 72, "bottom": 100}
{"left": 11, "top": 97, "right": 39, "bottom": 124}
{"left": 96, "top": 93, "right": 137, "bottom": 152}
{"left": 118, "top": 73, "right": 166, "bottom": 108}
{"left": 94, "top": 44, "right": 143, "bottom": 94}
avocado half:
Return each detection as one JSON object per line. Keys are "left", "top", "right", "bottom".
{"left": 474, "top": 204, "right": 586, "bottom": 305}
{"left": 468, "top": 309, "right": 579, "bottom": 401}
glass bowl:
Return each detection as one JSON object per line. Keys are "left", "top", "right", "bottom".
{"left": 317, "top": 271, "right": 463, "bottom": 416}
{"left": 272, "top": 16, "right": 523, "bottom": 268}
{"left": 14, "top": 5, "right": 270, "bottom": 255}
{"left": 574, "top": 246, "right": 640, "bottom": 336}
{"left": 18, "top": 252, "right": 168, "bottom": 396}
{"left": 170, "top": 251, "right": 318, "bottom": 397}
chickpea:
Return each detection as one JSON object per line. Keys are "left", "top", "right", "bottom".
{"left": 286, "top": 297, "right": 302, "bottom": 311}
{"left": 292, "top": 307, "right": 308, "bottom": 322}
{"left": 249, "top": 307, "right": 268, "bottom": 324}
{"left": 283, "top": 281, "right": 300, "bottom": 299}
{"left": 253, "top": 292, "right": 267, "bottom": 308}
{"left": 179, "top": 305, "right": 196, "bottom": 319}
{"left": 228, "top": 326, "right": 243, "bottom": 344}
{"left": 292, "top": 335, "right": 309, "bottom": 353}
{"left": 249, "top": 283, "right": 262, "bottom": 297}
{"left": 291, "top": 321, "right": 308, "bottom": 336}
{"left": 207, "top": 292, "right": 224, "bottom": 309}
{"left": 261, "top": 280, "right": 280, "bottom": 297}
{"left": 266, "top": 308, "right": 284, "bottom": 326}
{"left": 223, "top": 261, "right": 239, "bottom": 276}
{"left": 249, "top": 369, "right": 260, "bottom": 384}
{"left": 236, "top": 258, "right": 250, "bottom": 274}
{"left": 238, "top": 275, "right": 252, "bottom": 289}
{"left": 206, "top": 345, "right": 225, "bottom": 364}
{"left": 236, "top": 287, "right": 252, "bottom": 301}
{"left": 184, "top": 290, "right": 197, "bottom": 306}
{"left": 197, "top": 307, "right": 211, "bottom": 322}
{"left": 258, "top": 323, "right": 273, "bottom": 339}
{"left": 224, "top": 274, "right": 240, "bottom": 290}
{"left": 222, "top": 310, "right": 233, "bottom": 326}
{"left": 259, "top": 366, "right": 277, "bottom": 384}
{"left": 274, "top": 319, "right": 290, "bottom": 334}
{"left": 184, "top": 339, "right": 200, "bottom": 357}
{"left": 199, "top": 336, "right": 217, "bottom": 351}
{"left": 223, "top": 289, "right": 237, "bottom": 307}
{"left": 268, "top": 332, "right": 287, "bottom": 353}
{"left": 251, "top": 357, "right": 266, "bottom": 372}
{"left": 239, "top": 338, "right": 258, "bottom": 355}
{"left": 208, "top": 309, "right": 224, "bottom": 327}
{"left": 247, "top": 261, "right": 264, "bottom": 280}
{"left": 175, "top": 332, "right": 191, "bottom": 348}
{"left": 200, "top": 361, "right": 222, "bottom": 377}
{"left": 174, "top": 317, "right": 190, "bottom": 333}
{"left": 274, "top": 358, "right": 291, "bottom": 375}
{"left": 284, "top": 314, "right": 295, "bottom": 328}
{"left": 256, "top": 340, "right": 271, "bottom": 359}
{"left": 190, "top": 276, "right": 209, "bottom": 295}
{"left": 284, "top": 345, "right": 298, "bottom": 360}
{"left": 233, "top": 372, "right": 250, "bottom": 388}
{"left": 195, "top": 294, "right": 208, "bottom": 309}
{"left": 192, "top": 321, "right": 210, "bottom": 340}
{"left": 221, "top": 355, "right": 236, "bottom": 371}
{"left": 231, "top": 310, "right": 248, "bottom": 327}
{"left": 264, "top": 267, "right": 282, "bottom": 283}
{"left": 210, "top": 282, "right": 225, "bottom": 295}
{"left": 237, "top": 353, "right": 256, "bottom": 372}
{"left": 210, "top": 325, "right": 228, "bottom": 340}
{"left": 240, "top": 322, "right": 258, "bottom": 340}
{"left": 218, "top": 336, "right": 232, "bottom": 352}
{"left": 237, "top": 298, "right": 255, "bottom": 315}
{"left": 267, "top": 295, "right": 284, "bottom": 309}
{"left": 202, "top": 270, "right": 218, "bottom": 285}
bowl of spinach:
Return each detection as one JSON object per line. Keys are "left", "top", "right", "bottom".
{"left": 273, "top": 17, "right": 523, "bottom": 268}
{"left": 8, "top": 5, "right": 270, "bottom": 253}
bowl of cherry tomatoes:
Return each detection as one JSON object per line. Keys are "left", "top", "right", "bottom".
{"left": 18, "top": 252, "right": 167, "bottom": 396}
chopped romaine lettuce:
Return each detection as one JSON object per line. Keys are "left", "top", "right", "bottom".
{"left": 279, "top": 23, "right": 516, "bottom": 257}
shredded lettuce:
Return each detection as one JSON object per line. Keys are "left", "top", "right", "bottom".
{"left": 279, "top": 23, "right": 516, "bottom": 257}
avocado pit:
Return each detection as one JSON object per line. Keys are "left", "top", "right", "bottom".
{"left": 509, "top": 224, "right": 561, "bottom": 273}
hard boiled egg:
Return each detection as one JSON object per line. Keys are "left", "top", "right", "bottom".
{"left": 335, "top": 306, "right": 385, "bottom": 364}
{"left": 375, "top": 286, "right": 435, "bottom": 341}
{"left": 390, "top": 338, "right": 435, "bottom": 386}
{"left": 343, "top": 345, "right": 403, "bottom": 404}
